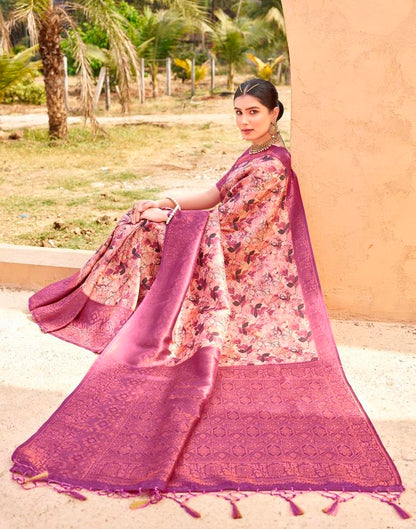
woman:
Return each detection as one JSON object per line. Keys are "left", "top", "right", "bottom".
{"left": 28, "top": 79, "right": 316, "bottom": 367}
{"left": 11, "top": 79, "right": 406, "bottom": 518}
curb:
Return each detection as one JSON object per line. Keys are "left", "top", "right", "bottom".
{"left": 0, "top": 243, "right": 93, "bottom": 290}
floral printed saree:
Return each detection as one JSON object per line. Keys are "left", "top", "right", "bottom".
{"left": 11, "top": 146, "right": 408, "bottom": 518}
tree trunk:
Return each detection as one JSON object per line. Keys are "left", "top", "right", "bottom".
{"left": 38, "top": 10, "right": 68, "bottom": 140}
{"left": 150, "top": 63, "right": 158, "bottom": 97}
{"left": 227, "top": 62, "right": 234, "bottom": 92}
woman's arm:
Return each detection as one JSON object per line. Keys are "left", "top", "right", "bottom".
{"left": 132, "top": 185, "right": 221, "bottom": 223}
{"left": 156, "top": 186, "right": 220, "bottom": 211}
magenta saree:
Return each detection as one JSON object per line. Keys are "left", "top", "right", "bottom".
{"left": 11, "top": 146, "right": 408, "bottom": 518}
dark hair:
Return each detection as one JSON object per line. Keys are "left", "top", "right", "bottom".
{"left": 234, "top": 78, "right": 284, "bottom": 121}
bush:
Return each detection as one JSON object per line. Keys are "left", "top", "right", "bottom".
{"left": 2, "top": 77, "right": 46, "bottom": 105}
{"left": 171, "top": 45, "right": 210, "bottom": 82}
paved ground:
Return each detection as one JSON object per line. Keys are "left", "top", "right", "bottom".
{"left": 0, "top": 288, "right": 415, "bottom": 529}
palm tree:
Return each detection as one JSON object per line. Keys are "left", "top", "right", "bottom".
{"left": 209, "top": 9, "right": 247, "bottom": 91}
{"left": 210, "top": 8, "right": 267, "bottom": 91}
{"left": 136, "top": 7, "right": 185, "bottom": 97}
{"left": 135, "top": 1, "right": 208, "bottom": 98}
{"left": 6, "top": 0, "right": 140, "bottom": 140}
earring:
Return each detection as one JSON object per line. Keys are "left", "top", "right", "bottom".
{"left": 269, "top": 121, "right": 279, "bottom": 140}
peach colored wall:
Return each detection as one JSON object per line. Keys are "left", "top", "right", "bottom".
{"left": 283, "top": 1, "right": 416, "bottom": 322}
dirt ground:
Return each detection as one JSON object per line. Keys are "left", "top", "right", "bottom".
{"left": 0, "top": 85, "right": 291, "bottom": 249}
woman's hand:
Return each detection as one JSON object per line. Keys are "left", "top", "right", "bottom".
{"left": 131, "top": 200, "right": 159, "bottom": 223}
{"left": 139, "top": 207, "right": 169, "bottom": 223}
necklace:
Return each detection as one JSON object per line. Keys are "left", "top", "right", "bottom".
{"left": 249, "top": 137, "right": 276, "bottom": 154}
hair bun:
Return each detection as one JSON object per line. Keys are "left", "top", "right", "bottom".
{"left": 277, "top": 100, "right": 284, "bottom": 121}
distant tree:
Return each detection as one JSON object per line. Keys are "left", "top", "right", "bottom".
{"left": 0, "top": 0, "right": 13, "bottom": 18}
{"left": 210, "top": 8, "right": 267, "bottom": 91}
{"left": 6, "top": 0, "right": 139, "bottom": 140}
{"left": 241, "top": 0, "right": 283, "bottom": 18}
{"left": 135, "top": 1, "right": 208, "bottom": 96}
{"left": 136, "top": 7, "right": 184, "bottom": 97}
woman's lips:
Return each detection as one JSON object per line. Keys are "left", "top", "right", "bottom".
{"left": 241, "top": 129, "right": 253, "bottom": 134}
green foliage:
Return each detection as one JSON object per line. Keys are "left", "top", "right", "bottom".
{"left": 0, "top": 46, "right": 41, "bottom": 100}
{"left": 209, "top": 9, "right": 258, "bottom": 89}
{"left": 172, "top": 45, "right": 209, "bottom": 81}
{"left": 136, "top": 7, "right": 186, "bottom": 95}
{"left": 137, "top": 7, "right": 185, "bottom": 61}
{"left": 172, "top": 46, "right": 210, "bottom": 83}
{"left": 210, "top": 9, "right": 249, "bottom": 65}
{"left": 240, "top": 0, "right": 283, "bottom": 18}
{"left": 1, "top": 76, "right": 46, "bottom": 104}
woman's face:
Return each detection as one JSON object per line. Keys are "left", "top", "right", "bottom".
{"left": 234, "top": 94, "right": 278, "bottom": 145}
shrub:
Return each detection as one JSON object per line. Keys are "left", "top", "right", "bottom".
{"left": 2, "top": 77, "right": 46, "bottom": 105}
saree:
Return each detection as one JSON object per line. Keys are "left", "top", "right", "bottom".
{"left": 10, "top": 146, "right": 408, "bottom": 518}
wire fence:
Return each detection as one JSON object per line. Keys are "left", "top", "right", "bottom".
{"left": 63, "top": 56, "right": 290, "bottom": 111}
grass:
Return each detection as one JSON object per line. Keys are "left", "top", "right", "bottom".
{"left": 0, "top": 86, "right": 291, "bottom": 249}
{"left": 0, "top": 122, "right": 245, "bottom": 249}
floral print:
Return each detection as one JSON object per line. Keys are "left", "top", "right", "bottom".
{"left": 215, "top": 149, "right": 319, "bottom": 365}
{"left": 30, "top": 147, "right": 319, "bottom": 366}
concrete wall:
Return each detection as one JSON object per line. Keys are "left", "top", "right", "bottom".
{"left": 283, "top": 1, "right": 416, "bottom": 322}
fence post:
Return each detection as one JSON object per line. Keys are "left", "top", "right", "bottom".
{"left": 140, "top": 58, "right": 145, "bottom": 103}
{"left": 166, "top": 57, "right": 171, "bottom": 96}
{"left": 94, "top": 66, "right": 106, "bottom": 109}
{"left": 191, "top": 57, "right": 196, "bottom": 97}
{"left": 104, "top": 69, "right": 111, "bottom": 110}
{"left": 210, "top": 55, "right": 215, "bottom": 94}
{"left": 63, "top": 56, "right": 69, "bottom": 111}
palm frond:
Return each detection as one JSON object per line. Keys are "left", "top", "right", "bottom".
{"left": 70, "top": 0, "right": 140, "bottom": 112}
{"left": 159, "top": 0, "right": 208, "bottom": 24}
{"left": 10, "top": 0, "right": 55, "bottom": 44}
{"left": 265, "top": 7, "right": 286, "bottom": 34}
{"left": 0, "top": 10, "right": 12, "bottom": 55}
{"left": 58, "top": 8, "right": 99, "bottom": 129}
{"left": 211, "top": 9, "right": 249, "bottom": 65}
{"left": 247, "top": 52, "right": 265, "bottom": 69}
{"left": 0, "top": 46, "right": 40, "bottom": 100}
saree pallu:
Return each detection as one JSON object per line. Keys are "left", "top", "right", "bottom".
{"left": 11, "top": 146, "right": 408, "bottom": 519}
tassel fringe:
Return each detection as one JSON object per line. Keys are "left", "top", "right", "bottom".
{"left": 24, "top": 471, "right": 49, "bottom": 484}
{"left": 322, "top": 497, "right": 340, "bottom": 516}
{"left": 129, "top": 499, "right": 151, "bottom": 510}
{"left": 230, "top": 500, "right": 243, "bottom": 519}
{"left": 288, "top": 498, "right": 304, "bottom": 516}
{"left": 387, "top": 501, "right": 412, "bottom": 520}
{"left": 180, "top": 503, "right": 201, "bottom": 519}
{"left": 372, "top": 493, "right": 412, "bottom": 520}
{"left": 271, "top": 491, "right": 305, "bottom": 516}
{"left": 9, "top": 468, "right": 412, "bottom": 520}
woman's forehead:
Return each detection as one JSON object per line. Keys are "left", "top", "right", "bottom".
{"left": 234, "top": 94, "right": 265, "bottom": 109}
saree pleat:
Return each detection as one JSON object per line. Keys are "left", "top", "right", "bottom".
{"left": 11, "top": 146, "right": 404, "bottom": 514}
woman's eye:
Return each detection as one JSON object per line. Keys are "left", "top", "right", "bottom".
{"left": 250, "top": 110, "right": 258, "bottom": 114}
{"left": 235, "top": 110, "right": 242, "bottom": 115}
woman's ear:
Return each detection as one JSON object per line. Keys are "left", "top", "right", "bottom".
{"left": 272, "top": 107, "right": 279, "bottom": 122}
